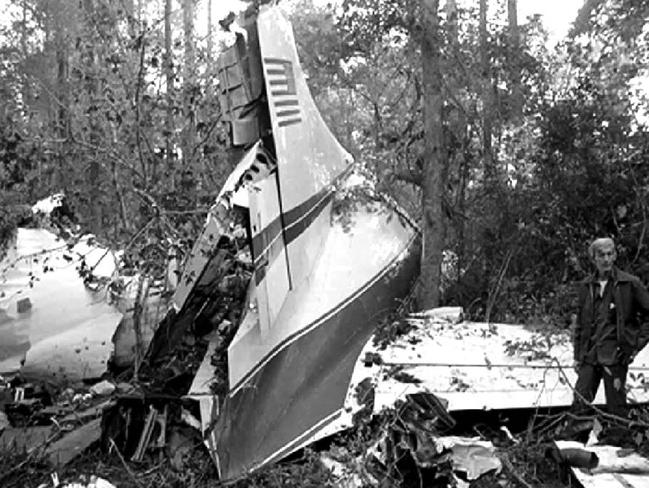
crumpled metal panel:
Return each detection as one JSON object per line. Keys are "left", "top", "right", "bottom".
{"left": 0, "top": 229, "right": 121, "bottom": 381}
{"left": 216, "top": 22, "right": 265, "bottom": 146}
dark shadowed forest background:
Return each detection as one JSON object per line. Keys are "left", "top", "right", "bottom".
{"left": 2, "top": 0, "right": 649, "bottom": 327}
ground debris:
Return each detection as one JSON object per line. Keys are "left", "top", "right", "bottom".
{"left": 47, "top": 418, "right": 102, "bottom": 467}
{"left": 316, "top": 393, "right": 500, "bottom": 487}
{"left": 0, "top": 408, "right": 9, "bottom": 431}
{"left": 88, "top": 381, "right": 116, "bottom": 398}
{"left": 0, "top": 373, "right": 120, "bottom": 487}
{"left": 437, "top": 436, "right": 502, "bottom": 480}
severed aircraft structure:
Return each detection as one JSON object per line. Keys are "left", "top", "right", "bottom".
{"left": 157, "top": 5, "right": 421, "bottom": 479}
{"left": 164, "top": 5, "right": 649, "bottom": 481}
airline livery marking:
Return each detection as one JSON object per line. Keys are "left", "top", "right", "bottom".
{"left": 263, "top": 58, "right": 302, "bottom": 128}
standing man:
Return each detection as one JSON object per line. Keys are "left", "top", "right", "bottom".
{"left": 573, "top": 237, "right": 649, "bottom": 413}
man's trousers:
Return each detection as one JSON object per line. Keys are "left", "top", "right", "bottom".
{"left": 573, "top": 362, "right": 628, "bottom": 414}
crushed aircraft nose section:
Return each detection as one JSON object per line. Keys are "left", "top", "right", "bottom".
{"left": 162, "top": 5, "right": 421, "bottom": 480}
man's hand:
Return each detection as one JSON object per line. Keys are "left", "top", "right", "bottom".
{"left": 573, "top": 360, "right": 581, "bottom": 372}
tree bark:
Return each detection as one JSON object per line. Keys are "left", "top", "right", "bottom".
{"left": 181, "top": 0, "right": 196, "bottom": 170}
{"left": 479, "top": 0, "right": 494, "bottom": 179}
{"left": 206, "top": 0, "right": 213, "bottom": 100}
{"left": 445, "top": 0, "right": 466, "bottom": 298}
{"left": 81, "top": 0, "right": 103, "bottom": 235}
{"left": 445, "top": 0, "right": 457, "bottom": 45}
{"left": 51, "top": 0, "right": 70, "bottom": 191}
{"left": 21, "top": 0, "right": 28, "bottom": 62}
{"left": 508, "top": 0, "right": 522, "bottom": 121}
{"left": 164, "top": 0, "right": 174, "bottom": 176}
{"left": 419, "top": 0, "right": 446, "bottom": 309}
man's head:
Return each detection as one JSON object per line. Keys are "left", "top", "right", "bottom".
{"left": 589, "top": 237, "right": 617, "bottom": 277}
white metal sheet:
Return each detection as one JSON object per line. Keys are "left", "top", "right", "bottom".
{"left": 556, "top": 441, "right": 649, "bottom": 488}
{"left": 256, "top": 7, "right": 351, "bottom": 289}
{"left": 573, "top": 471, "right": 649, "bottom": 488}
{"left": 0, "top": 229, "right": 121, "bottom": 380}
{"left": 257, "top": 7, "right": 351, "bottom": 212}
{"left": 227, "top": 201, "right": 414, "bottom": 389}
{"left": 345, "top": 318, "right": 649, "bottom": 413}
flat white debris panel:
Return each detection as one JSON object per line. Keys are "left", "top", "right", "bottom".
{"left": 556, "top": 441, "right": 649, "bottom": 488}
{"left": 350, "top": 318, "right": 649, "bottom": 412}
{"left": 572, "top": 472, "right": 649, "bottom": 488}
{"left": 0, "top": 229, "right": 121, "bottom": 380}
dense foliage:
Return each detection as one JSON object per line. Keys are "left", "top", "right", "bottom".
{"left": 291, "top": 0, "right": 649, "bottom": 324}
{"left": 0, "top": 0, "right": 229, "bottom": 273}
{"left": 2, "top": 0, "right": 649, "bottom": 324}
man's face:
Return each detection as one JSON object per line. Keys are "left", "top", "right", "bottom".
{"left": 593, "top": 244, "right": 616, "bottom": 276}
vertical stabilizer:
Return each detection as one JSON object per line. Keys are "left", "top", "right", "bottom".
{"left": 256, "top": 7, "right": 352, "bottom": 288}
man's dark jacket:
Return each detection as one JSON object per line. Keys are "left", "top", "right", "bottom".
{"left": 574, "top": 267, "right": 649, "bottom": 364}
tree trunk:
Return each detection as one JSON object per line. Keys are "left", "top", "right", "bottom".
{"left": 181, "top": 0, "right": 196, "bottom": 171}
{"left": 479, "top": 0, "right": 494, "bottom": 179}
{"left": 445, "top": 0, "right": 466, "bottom": 300}
{"left": 20, "top": 0, "right": 28, "bottom": 61}
{"left": 81, "top": 0, "right": 102, "bottom": 235}
{"left": 206, "top": 0, "right": 213, "bottom": 100}
{"left": 164, "top": 0, "right": 174, "bottom": 177}
{"left": 445, "top": 0, "right": 457, "bottom": 44}
{"left": 20, "top": 0, "right": 31, "bottom": 110}
{"left": 51, "top": 0, "right": 70, "bottom": 191}
{"left": 419, "top": 0, "right": 446, "bottom": 309}
{"left": 508, "top": 0, "right": 522, "bottom": 121}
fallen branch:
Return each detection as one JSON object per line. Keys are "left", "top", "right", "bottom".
{"left": 501, "top": 454, "right": 534, "bottom": 488}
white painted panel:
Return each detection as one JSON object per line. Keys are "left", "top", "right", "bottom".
{"left": 228, "top": 200, "right": 415, "bottom": 389}
{"left": 257, "top": 7, "right": 351, "bottom": 211}
{"left": 249, "top": 175, "right": 290, "bottom": 333}
{"left": 0, "top": 229, "right": 121, "bottom": 380}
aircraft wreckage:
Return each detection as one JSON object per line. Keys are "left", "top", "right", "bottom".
{"left": 148, "top": 5, "right": 421, "bottom": 478}
{"left": 147, "top": 5, "right": 649, "bottom": 481}
{"left": 146, "top": 4, "right": 649, "bottom": 480}
{"left": 5, "top": 3, "right": 649, "bottom": 484}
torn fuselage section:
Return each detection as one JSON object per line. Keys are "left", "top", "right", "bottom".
{"left": 148, "top": 5, "right": 421, "bottom": 481}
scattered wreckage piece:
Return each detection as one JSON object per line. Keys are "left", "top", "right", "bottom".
{"left": 0, "top": 377, "right": 115, "bottom": 483}
{"left": 306, "top": 309, "right": 649, "bottom": 485}
{"left": 47, "top": 417, "right": 102, "bottom": 467}
{"left": 152, "top": 5, "right": 421, "bottom": 480}
{"left": 436, "top": 436, "right": 502, "bottom": 480}
{"left": 0, "top": 227, "right": 121, "bottom": 381}
{"left": 319, "top": 393, "right": 501, "bottom": 487}
{"left": 50, "top": 475, "right": 116, "bottom": 488}
{"left": 349, "top": 312, "right": 649, "bottom": 415}
{"left": 109, "top": 274, "right": 172, "bottom": 371}
{"left": 0, "top": 408, "right": 8, "bottom": 431}
{"left": 100, "top": 391, "right": 188, "bottom": 464}
{"left": 36, "top": 473, "right": 116, "bottom": 488}
{"left": 58, "top": 400, "right": 112, "bottom": 429}
{"left": 0, "top": 425, "right": 52, "bottom": 454}
{"left": 130, "top": 404, "right": 167, "bottom": 462}
{"left": 2, "top": 192, "right": 176, "bottom": 383}
{"left": 554, "top": 440, "right": 649, "bottom": 488}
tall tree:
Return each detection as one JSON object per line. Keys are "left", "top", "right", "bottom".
{"left": 419, "top": 0, "right": 446, "bottom": 308}
{"left": 181, "top": 0, "right": 196, "bottom": 170}
{"left": 164, "top": 0, "right": 174, "bottom": 172}
{"left": 508, "top": 0, "right": 522, "bottom": 121}
{"left": 80, "top": 0, "right": 103, "bottom": 234}
{"left": 206, "top": 0, "right": 213, "bottom": 100}
{"left": 51, "top": 0, "right": 71, "bottom": 189}
{"left": 479, "top": 0, "right": 494, "bottom": 178}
